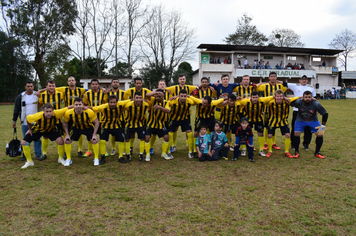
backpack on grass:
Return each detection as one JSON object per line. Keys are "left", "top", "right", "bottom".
{"left": 6, "top": 128, "right": 22, "bottom": 157}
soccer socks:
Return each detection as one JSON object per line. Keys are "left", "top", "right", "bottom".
{"left": 150, "top": 135, "right": 157, "bottom": 148}
{"left": 23, "top": 145, "right": 32, "bottom": 162}
{"left": 57, "top": 145, "right": 64, "bottom": 158}
{"left": 145, "top": 142, "right": 150, "bottom": 155}
{"left": 139, "top": 140, "right": 145, "bottom": 154}
{"left": 285, "top": 137, "right": 291, "bottom": 153}
{"left": 241, "top": 144, "right": 246, "bottom": 152}
{"left": 294, "top": 136, "right": 300, "bottom": 153}
{"left": 315, "top": 136, "right": 323, "bottom": 154}
{"left": 226, "top": 132, "right": 232, "bottom": 146}
{"left": 264, "top": 128, "right": 269, "bottom": 145}
{"left": 111, "top": 135, "right": 116, "bottom": 151}
{"left": 93, "top": 143, "right": 99, "bottom": 159}
{"left": 267, "top": 137, "right": 273, "bottom": 153}
{"left": 125, "top": 141, "right": 131, "bottom": 155}
{"left": 187, "top": 132, "right": 194, "bottom": 153}
{"left": 78, "top": 135, "right": 83, "bottom": 152}
{"left": 129, "top": 138, "right": 134, "bottom": 148}
{"left": 118, "top": 142, "right": 125, "bottom": 158}
{"left": 42, "top": 138, "right": 49, "bottom": 155}
{"left": 64, "top": 144, "right": 72, "bottom": 160}
{"left": 169, "top": 132, "right": 174, "bottom": 148}
{"left": 272, "top": 135, "right": 276, "bottom": 145}
{"left": 100, "top": 140, "right": 107, "bottom": 155}
{"left": 173, "top": 131, "right": 177, "bottom": 146}
{"left": 88, "top": 141, "right": 93, "bottom": 152}
{"left": 258, "top": 136, "right": 264, "bottom": 151}
{"left": 162, "top": 141, "right": 169, "bottom": 154}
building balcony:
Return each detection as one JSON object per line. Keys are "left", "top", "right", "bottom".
{"left": 200, "top": 63, "right": 235, "bottom": 72}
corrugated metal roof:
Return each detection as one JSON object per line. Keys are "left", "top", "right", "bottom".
{"left": 341, "top": 71, "right": 356, "bottom": 79}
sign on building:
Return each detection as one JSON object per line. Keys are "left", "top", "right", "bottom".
{"left": 201, "top": 53, "right": 209, "bottom": 64}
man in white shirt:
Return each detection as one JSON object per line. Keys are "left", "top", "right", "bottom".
{"left": 13, "top": 81, "right": 42, "bottom": 160}
{"left": 285, "top": 75, "right": 316, "bottom": 150}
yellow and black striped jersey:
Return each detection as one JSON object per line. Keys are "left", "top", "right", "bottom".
{"left": 220, "top": 100, "right": 244, "bottom": 125}
{"left": 256, "top": 83, "right": 287, "bottom": 97}
{"left": 233, "top": 85, "right": 255, "bottom": 98}
{"left": 265, "top": 97, "right": 299, "bottom": 127}
{"left": 64, "top": 109, "right": 97, "bottom": 130}
{"left": 124, "top": 88, "right": 151, "bottom": 100}
{"left": 166, "top": 85, "right": 196, "bottom": 96}
{"left": 56, "top": 87, "right": 86, "bottom": 106}
{"left": 38, "top": 91, "right": 64, "bottom": 110}
{"left": 194, "top": 88, "right": 216, "bottom": 99}
{"left": 146, "top": 97, "right": 170, "bottom": 129}
{"left": 123, "top": 101, "right": 149, "bottom": 128}
{"left": 163, "top": 90, "right": 172, "bottom": 101}
{"left": 190, "top": 97, "right": 224, "bottom": 119}
{"left": 108, "top": 89, "right": 125, "bottom": 101}
{"left": 27, "top": 107, "right": 68, "bottom": 133}
{"left": 91, "top": 100, "right": 130, "bottom": 129}
{"left": 82, "top": 89, "right": 108, "bottom": 122}
{"left": 168, "top": 97, "right": 195, "bottom": 121}
{"left": 240, "top": 96, "right": 274, "bottom": 123}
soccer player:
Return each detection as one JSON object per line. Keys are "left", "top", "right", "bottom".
{"left": 123, "top": 92, "right": 149, "bottom": 162}
{"left": 145, "top": 89, "right": 172, "bottom": 161}
{"left": 233, "top": 75, "right": 255, "bottom": 99}
{"left": 124, "top": 77, "right": 152, "bottom": 100}
{"left": 91, "top": 95, "right": 130, "bottom": 165}
{"left": 167, "top": 89, "right": 195, "bottom": 158}
{"left": 239, "top": 91, "right": 274, "bottom": 156}
{"left": 192, "top": 77, "right": 216, "bottom": 99}
{"left": 256, "top": 71, "right": 287, "bottom": 151}
{"left": 264, "top": 90, "right": 299, "bottom": 158}
{"left": 20, "top": 103, "right": 68, "bottom": 169}
{"left": 290, "top": 91, "right": 328, "bottom": 158}
{"left": 233, "top": 117, "right": 254, "bottom": 162}
{"left": 62, "top": 98, "right": 100, "bottom": 166}
{"left": 82, "top": 79, "right": 108, "bottom": 157}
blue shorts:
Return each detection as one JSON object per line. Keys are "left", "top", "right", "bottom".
{"left": 294, "top": 121, "right": 321, "bottom": 133}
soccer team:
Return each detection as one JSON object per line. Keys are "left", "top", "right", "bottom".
{"left": 14, "top": 72, "right": 328, "bottom": 169}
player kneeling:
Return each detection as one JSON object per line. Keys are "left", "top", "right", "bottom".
{"left": 195, "top": 125, "right": 212, "bottom": 161}
{"left": 233, "top": 117, "right": 254, "bottom": 162}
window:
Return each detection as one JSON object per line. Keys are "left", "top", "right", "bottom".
{"left": 313, "top": 57, "right": 321, "bottom": 62}
{"left": 287, "top": 56, "right": 296, "bottom": 61}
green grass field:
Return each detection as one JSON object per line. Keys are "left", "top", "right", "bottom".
{"left": 1, "top": 100, "right": 356, "bottom": 235}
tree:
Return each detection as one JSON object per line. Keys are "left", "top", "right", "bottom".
{"left": 268, "top": 28, "right": 305, "bottom": 47}
{"left": 4, "top": 0, "right": 78, "bottom": 88}
{"left": 109, "top": 62, "right": 129, "bottom": 76}
{"left": 140, "top": 63, "right": 169, "bottom": 89}
{"left": 225, "top": 13, "right": 267, "bottom": 46}
{"left": 172, "top": 62, "right": 193, "bottom": 85}
{"left": 329, "top": 29, "right": 356, "bottom": 71}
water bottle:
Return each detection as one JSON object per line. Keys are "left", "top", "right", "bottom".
{"left": 18, "top": 146, "right": 22, "bottom": 155}
{"left": 6, "top": 142, "right": 9, "bottom": 155}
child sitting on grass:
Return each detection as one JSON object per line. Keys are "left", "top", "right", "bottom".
{"left": 233, "top": 117, "right": 255, "bottom": 162}
{"left": 210, "top": 121, "right": 229, "bottom": 161}
{"left": 195, "top": 125, "right": 212, "bottom": 162}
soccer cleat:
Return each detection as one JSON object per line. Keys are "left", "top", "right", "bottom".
{"left": 188, "top": 152, "right": 194, "bottom": 158}
{"left": 266, "top": 152, "right": 272, "bottom": 157}
{"left": 222, "top": 156, "right": 228, "bottom": 161}
{"left": 64, "top": 159, "right": 72, "bottom": 167}
{"left": 231, "top": 158, "right": 238, "bottom": 161}
{"left": 285, "top": 152, "right": 294, "bottom": 158}
{"left": 94, "top": 159, "right": 99, "bottom": 166}
{"left": 315, "top": 153, "right": 325, "bottom": 159}
{"left": 241, "top": 150, "right": 246, "bottom": 156}
{"left": 99, "top": 155, "right": 106, "bottom": 165}
{"left": 139, "top": 154, "right": 144, "bottom": 162}
{"left": 149, "top": 148, "right": 154, "bottom": 155}
{"left": 303, "top": 144, "right": 309, "bottom": 151}
{"left": 63, "top": 152, "right": 67, "bottom": 159}
{"left": 110, "top": 149, "right": 116, "bottom": 156}
{"left": 293, "top": 152, "right": 300, "bottom": 158}
{"left": 229, "top": 146, "right": 234, "bottom": 152}
{"left": 38, "top": 154, "right": 47, "bottom": 161}
{"left": 263, "top": 144, "right": 268, "bottom": 150}
{"left": 145, "top": 154, "right": 151, "bottom": 162}
{"left": 118, "top": 157, "right": 126, "bottom": 163}
{"left": 104, "top": 152, "right": 109, "bottom": 157}
{"left": 82, "top": 151, "right": 92, "bottom": 157}
{"left": 167, "top": 153, "right": 174, "bottom": 159}
{"left": 272, "top": 143, "right": 280, "bottom": 150}
{"left": 130, "top": 147, "right": 133, "bottom": 156}
{"left": 172, "top": 146, "right": 177, "bottom": 153}
{"left": 58, "top": 158, "right": 66, "bottom": 165}
{"left": 126, "top": 154, "right": 132, "bottom": 163}
{"left": 250, "top": 158, "right": 255, "bottom": 162}
{"left": 161, "top": 153, "right": 173, "bottom": 160}
{"left": 78, "top": 151, "right": 84, "bottom": 158}
{"left": 21, "top": 161, "right": 34, "bottom": 169}
{"left": 259, "top": 151, "right": 266, "bottom": 157}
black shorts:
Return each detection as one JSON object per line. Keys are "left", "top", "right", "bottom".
{"left": 249, "top": 121, "right": 264, "bottom": 133}
{"left": 70, "top": 127, "right": 95, "bottom": 142}
{"left": 55, "top": 123, "right": 64, "bottom": 136}
{"left": 194, "top": 118, "right": 215, "bottom": 132}
{"left": 24, "top": 130, "right": 61, "bottom": 143}
{"left": 101, "top": 128, "right": 125, "bottom": 142}
{"left": 146, "top": 127, "right": 168, "bottom": 138}
{"left": 264, "top": 113, "right": 269, "bottom": 127}
{"left": 223, "top": 123, "right": 240, "bottom": 134}
{"left": 168, "top": 119, "right": 192, "bottom": 132}
{"left": 125, "top": 127, "right": 145, "bottom": 140}
{"left": 268, "top": 125, "right": 290, "bottom": 135}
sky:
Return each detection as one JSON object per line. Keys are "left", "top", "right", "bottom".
{"left": 144, "top": 0, "right": 356, "bottom": 71}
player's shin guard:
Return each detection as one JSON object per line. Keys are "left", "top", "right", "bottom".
{"left": 285, "top": 137, "right": 291, "bottom": 153}
{"left": 42, "top": 138, "right": 49, "bottom": 155}
{"left": 258, "top": 136, "right": 264, "bottom": 151}
{"left": 272, "top": 135, "right": 276, "bottom": 145}
{"left": 226, "top": 132, "right": 232, "bottom": 146}
{"left": 315, "top": 136, "right": 323, "bottom": 154}
{"left": 118, "top": 142, "right": 125, "bottom": 158}
{"left": 111, "top": 135, "right": 116, "bottom": 150}
{"left": 88, "top": 141, "right": 93, "bottom": 152}
{"left": 162, "top": 141, "right": 169, "bottom": 154}
{"left": 168, "top": 132, "right": 173, "bottom": 148}
{"left": 139, "top": 140, "right": 145, "bottom": 154}
{"left": 125, "top": 141, "right": 131, "bottom": 155}
{"left": 264, "top": 128, "right": 268, "bottom": 145}
{"left": 129, "top": 138, "right": 134, "bottom": 148}
{"left": 100, "top": 140, "right": 106, "bottom": 155}
{"left": 267, "top": 137, "right": 273, "bottom": 153}
{"left": 93, "top": 143, "right": 99, "bottom": 159}
{"left": 150, "top": 135, "right": 157, "bottom": 148}
{"left": 64, "top": 144, "right": 72, "bottom": 160}
{"left": 23, "top": 145, "right": 32, "bottom": 162}
{"left": 294, "top": 136, "right": 300, "bottom": 153}
{"left": 145, "top": 142, "right": 150, "bottom": 155}
{"left": 187, "top": 132, "right": 194, "bottom": 153}
{"left": 57, "top": 145, "right": 64, "bottom": 158}
{"left": 173, "top": 131, "right": 177, "bottom": 146}
{"left": 78, "top": 135, "right": 83, "bottom": 152}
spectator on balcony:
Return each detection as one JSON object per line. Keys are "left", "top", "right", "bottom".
{"left": 322, "top": 61, "right": 326, "bottom": 66}
{"left": 228, "top": 57, "right": 231, "bottom": 64}
{"left": 244, "top": 58, "right": 248, "bottom": 69}
{"left": 266, "top": 61, "right": 271, "bottom": 69}
{"left": 210, "top": 57, "right": 214, "bottom": 64}
{"left": 253, "top": 60, "right": 257, "bottom": 69}
{"left": 300, "top": 64, "right": 305, "bottom": 70}
{"left": 237, "top": 59, "right": 242, "bottom": 68}
{"left": 275, "top": 64, "right": 280, "bottom": 69}
{"left": 224, "top": 58, "right": 228, "bottom": 64}
{"left": 217, "top": 57, "right": 221, "bottom": 64}
{"left": 280, "top": 61, "right": 284, "bottom": 69}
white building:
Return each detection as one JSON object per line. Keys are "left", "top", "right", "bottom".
{"left": 193, "top": 44, "right": 343, "bottom": 95}
{"left": 80, "top": 76, "right": 131, "bottom": 90}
